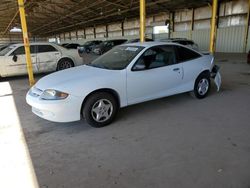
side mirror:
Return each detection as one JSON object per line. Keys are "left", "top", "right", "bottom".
{"left": 133, "top": 64, "right": 146, "bottom": 71}
{"left": 132, "top": 58, "right": 147, "bottom": 71}
{"left": 12, "top": 54, "right": 18, "bottom": 62}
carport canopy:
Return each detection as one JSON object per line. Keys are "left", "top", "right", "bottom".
{"left": 0, "top": 0, "right": 226, "bottom": 37}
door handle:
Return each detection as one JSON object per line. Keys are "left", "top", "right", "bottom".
{"left": 173, "top": 68, "right": 180, "bottom": 71}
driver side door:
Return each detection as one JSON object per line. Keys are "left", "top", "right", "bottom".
{"left": 126, "top": 45, "right": 183, "bottom": 105}
{"left": 5, "top": 45, "right": 38, "bottom": 76}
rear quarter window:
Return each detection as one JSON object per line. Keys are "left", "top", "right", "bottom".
{"left": 38, "top": 45, "right": 57, "bottom": 53}
{"left": 176, "top": 46, "right": 201, "bottom": 62}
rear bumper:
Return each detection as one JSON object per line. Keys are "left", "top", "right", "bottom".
{"left": 210, "top": 65, "right": 221, "bottom": 91}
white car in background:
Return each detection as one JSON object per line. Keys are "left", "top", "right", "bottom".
{"left": 0, "top": 42, "right": 82, "bottom": 77}
{"left": 26, "top": 42, "right": 221, "bottom": 128}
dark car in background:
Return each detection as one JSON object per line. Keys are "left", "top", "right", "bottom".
{"left": 61, "top": 43, "right": 69, "bottom": 47}
{"left": 63, "top": 43, "right": 80, "bottom": 49}
{"left": 158, "top": 38, "right": 199, "bottom": 51}
{"left": 78, "top": 40, "right": 102, "bottom": 56}
{"left": 126, "top": 38, "right": 154, "bottom": 43}
{"left": 93, "top": 39, "right": 127, "bottom": 55}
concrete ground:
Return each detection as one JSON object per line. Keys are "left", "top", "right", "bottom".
{"left": 0, "top": 53, "right": 250, "bottom": 188}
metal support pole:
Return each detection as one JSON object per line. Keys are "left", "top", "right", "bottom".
{"left": 190, "top": 8, "right": 194, "bottom": 40}
{"left": 140, "top": 0, "right": 146, "bottom": 42}
{"left": 93, "top": 27, "right": 96, "bottom": 39}
{"left": 106, "top": 25, "right": 109, "bottom": 38}
{"left": 243, "top": 0, "right": 250, "bottom": 53}
{"left": 18, "top": 0, "right": 35, "bottom": 86}
{"left": 84, "top": 28, "right": 86, "bottom": 39}
{"left": 69, "top": 32, "right": 71, "bottom": 40}
{"left": 209, "top": 0, "right": 218, "bottom": 53}
{"left": 121, "top": 22, "right": 124, "bottom": 37}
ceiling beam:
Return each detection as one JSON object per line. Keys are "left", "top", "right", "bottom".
{"left": 30, "top": 0, "right": 102, "bottom": 32}
{"left": 41, "top": 0, "right": 171, "bottom": 35}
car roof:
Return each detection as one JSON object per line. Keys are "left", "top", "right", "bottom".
{"left": 104, "top": 39, "right": 127, "bottom": 42}
{"left": 8, "top": 42, "right": 58, "bottom": 48}
{"left": 121, "top": 41, "right": 202, "bottom": 55}
{"left": 121, "top": 41, "right": 177, "bottom": 48}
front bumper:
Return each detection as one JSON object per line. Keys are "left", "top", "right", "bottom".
{"left": 26, "top": 90, "right": 82, "bottom": 123}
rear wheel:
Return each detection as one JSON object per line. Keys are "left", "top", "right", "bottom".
{"left": 194, "top": 73, "right": 210, "bottom": 99}
{"left": 57, "top": 58, "right": 74, "bottom": 71}
{"left": 83, "top": 92, "right": 118, "bottom": 128}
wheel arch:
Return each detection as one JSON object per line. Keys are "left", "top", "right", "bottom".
{"left": 80, "top": 88, "right": 121, "bottom": 116}
{"left": 57, "top": 56, "right": 75, "bottom": 68}
{"left": 197, "top": 69, "right": 210, "bottom": 79}
{"left": 194, "top": 69, "right": 210, "bottom": 87}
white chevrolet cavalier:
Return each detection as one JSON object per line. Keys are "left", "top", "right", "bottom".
{"left": 26, "top": 42, "right": 221, "bottom": 128}
{"left": 0, "top": 42, "right": 82, "bottom": 77}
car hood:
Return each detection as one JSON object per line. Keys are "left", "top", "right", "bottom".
{"left": 35, "top": 65, "right": 114, "bottom": 91}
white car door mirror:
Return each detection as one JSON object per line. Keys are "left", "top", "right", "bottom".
{"left": 12, "top": 54, "right": 18, "bottom": 62}
{"left": 133, "top": 64, "right": 146, "bottom": 71}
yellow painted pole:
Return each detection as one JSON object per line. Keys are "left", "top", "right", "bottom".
{"left": 243, "top": 0, "right": 250, "bottom": 53}
{"left": 18, "top": 0, "right": 35, "bottom": 86}
{"left": 140, "top": 0, "right": 146, "bottom": 42}
{"left": 209, "top": 0, "right": 218, "bottom": 53}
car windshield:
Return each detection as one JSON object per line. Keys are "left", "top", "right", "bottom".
{"left": 0, "top": 45, "right": 14, "bottom": 56}
{"left": 88, "top": 46, "right": 144, "bottom": 70}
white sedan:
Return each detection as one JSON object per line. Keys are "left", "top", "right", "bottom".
{"left": 26, "top": 42, "right": 221, "bottom": 128}
{"left": 0, "top": 42, "right": 82, "bottom": 77}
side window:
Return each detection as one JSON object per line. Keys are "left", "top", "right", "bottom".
{"left": 132, "top": 45, "right": 177, "bottom": 71}
{"left": 38, "top": 45, "right": 57, "bottom": 53}
{"left": 30, "top": 45, "right": 37, "bottom": 54}
{"left": 176, "top": 46, "right": 201, "bottom": 62}
{"left": 10, "top": 46, "right": 25, "bottom": 56}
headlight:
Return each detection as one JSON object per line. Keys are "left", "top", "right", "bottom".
{"left": 40, "top": 89, "right": 69, "bottom": 100}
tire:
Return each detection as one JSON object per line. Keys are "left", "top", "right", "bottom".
{"left": 193, "top": 72, "right": 211, "bottom": 99}
{"left": 57, "top": 58, "right": 74, "bottom": 71}
{"left": 83, "top": 92, "right": 118, "bottom": 128}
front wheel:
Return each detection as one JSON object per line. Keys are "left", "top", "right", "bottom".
{"left": 82, "top": 92, "right": 118, "bottom": 128}
{"left": 194, "top": 73, "right": 210, "bottom": 99}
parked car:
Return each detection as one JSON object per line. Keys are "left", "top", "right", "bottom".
{"left": 63, "top": 43, "right": 80, "bottom": 49}
{"left": 126, "top": 38, "right": 154, "bottom": 43}
{"left": 78, "top": 40, "right": 102, "bottom": 56}
{"left": 0, "top": 43, "right": 16, "bottom": 51}
{"left": 159, "top": 38, "right": 199, "bottom": 50}
{"left": 0, "top": 42, "right": 82, "bottom": 77}
{"left": 0, "top": 44, "right": 9, "bottom": 51}
{"left": 61, "top": 43, "right": 68, "bottom": 47}
{"left": 93, "top": 39, "right": 127, "bottom": 55}
{"left": 26, "top": 42, "right": 221, "bottom": 128}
